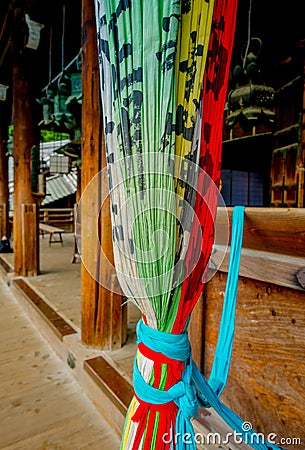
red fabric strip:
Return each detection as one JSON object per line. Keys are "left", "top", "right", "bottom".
{"left": 138, "top": 342, "right": 184, "bottom": 367}
{"left": 133, "top": 394, "right": 177, "bottom": 413}
{"left": 131, "top": 402, "right": 150, "bottom": 450}
{"left": 173, "top": 0, "right": 239, "bottom": 333}
{"left": 155, "top": 410, "right": 176, "bottom": 450}
{"left": 143, "top": 409, "right": 156, "bottom": 450}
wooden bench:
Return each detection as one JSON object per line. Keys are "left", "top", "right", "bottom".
{"left": 39, "top": 208, "right": 74, "bottom": 232}
{"left": 39, "top": 223, "right": 64, "bottom": 247}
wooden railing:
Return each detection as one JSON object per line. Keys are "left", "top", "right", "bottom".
{"left": 39, "top": 208, "right": 74, "bottom": 233}
{"left": 213, "top": 206, "right": 305, "bottom": 291}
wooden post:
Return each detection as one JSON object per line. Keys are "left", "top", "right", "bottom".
{"left": 12, "top": 6, "right": 39, "bottom": 276}
{"left": 298, "top": 53, "right": 305, "bottom": 207}
{"left": 76, "top": 167, "right": 81, "bottom": 203}
{"left": 71, "top": 168, "right": 82, "bottom": 262}
{"left": 81, "top": 0, "right": 126, "bottom": 349}
{"left": 0, "top": 123, "right": 9, "bottom": 239}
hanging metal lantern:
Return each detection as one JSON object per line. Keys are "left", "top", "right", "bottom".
{"left": 37, "top": 86, "right": 55, "bottom": 126}
{"left": 31, "top": 145, "right": 40, "bottom": 193}
{"left": 70, "top": 72, "right": 82, "bottom": 98}
{"left": 52, "top": 73, "right": 75, "bottom": 130}
{"left": 66, "top": 51, "right": 82, "bottom": 130}
{"left": 226, "top": 38, "right": 276, "bottom": 136}
{"left": 53, "top": 78, "right": 70, "bottom": 119}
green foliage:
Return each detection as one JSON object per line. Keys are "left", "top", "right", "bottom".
{"left": 40, "top": 130, "right": 70, "bottom": 142}
{"left": 7, "top": 126, "right": 69, "bottom": 143}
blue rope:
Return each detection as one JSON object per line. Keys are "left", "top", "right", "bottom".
{"left": 208, "top": 205, "right": 245, "bottom": 396}
{"left": 133, "top": 206, "right": 283, "bottom": 450}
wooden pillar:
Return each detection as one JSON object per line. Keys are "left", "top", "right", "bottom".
{"left": 81, "top": 0, "right": 126, "bottom": 349}
{"left": 12, "top": 7, "right": 39, "bottom": 276}
{"left": 0, "top": 123, "right": 9, "bottom": 239}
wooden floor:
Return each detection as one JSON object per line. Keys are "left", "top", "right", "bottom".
{"left": 0, "top": 278, "right": 120, "bottom": 450}
{"left": 1, "top": 233, "right": 142, "bottom": 381}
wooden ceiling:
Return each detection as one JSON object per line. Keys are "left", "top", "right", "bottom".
{"left": 0, "top": 0, "right": 81, "bottom": 125}
{"left": 231, "top": 0, "right": 305, "bottom": 87}
{"left": 0, "top": 0, "right": 304, "bottom": 126}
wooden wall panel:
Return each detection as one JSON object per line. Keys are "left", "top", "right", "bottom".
{"left": 204, "top": 273, "right": 305, "bottom": 449}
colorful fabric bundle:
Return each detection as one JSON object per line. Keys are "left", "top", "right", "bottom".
{"left": 93, "top": 1, "right": 280, "bottom": 449}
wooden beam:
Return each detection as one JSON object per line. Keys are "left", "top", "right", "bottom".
{"left": 215, "top": 206, "right": 305, "bottom": 258}
{"left": 12, "top": 6, "right": 39, "bottom": 277}
{"left": 212, "top": 206, "right": 305, "bottom": 290}
{"left": 0, "top": 2, "right": 14, "bottom": 68}
{"left": 212, "top": 246, "right": 305, "bottom": 291}
{"left": 81, "top": 0, "right": 126, "bottom": 349}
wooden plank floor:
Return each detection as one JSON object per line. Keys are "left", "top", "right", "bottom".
{"left": 0, "top": 234, "right": 142, "bottom": 381}
{"left": 0, "top": 279, "right": 120, "bottom": 450}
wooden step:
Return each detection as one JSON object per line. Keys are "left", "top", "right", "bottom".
{"left": 84, "top": 356, "right": 133, "bottom": 416}
{"left": 12, "top": 277, "right": 77, "bottom": 341}
{"left": 0, "top": 254, "right": 13, "bottom": 274}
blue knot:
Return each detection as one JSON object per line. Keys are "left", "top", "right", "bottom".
{"left": 133, "top": 314, "right": 282, "bottom": 450}
{"left": 175, "top": 380, "right": 198, "bottom": 419}
{"left": 133, "top": 320, "right": 199, "bottom": 449}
